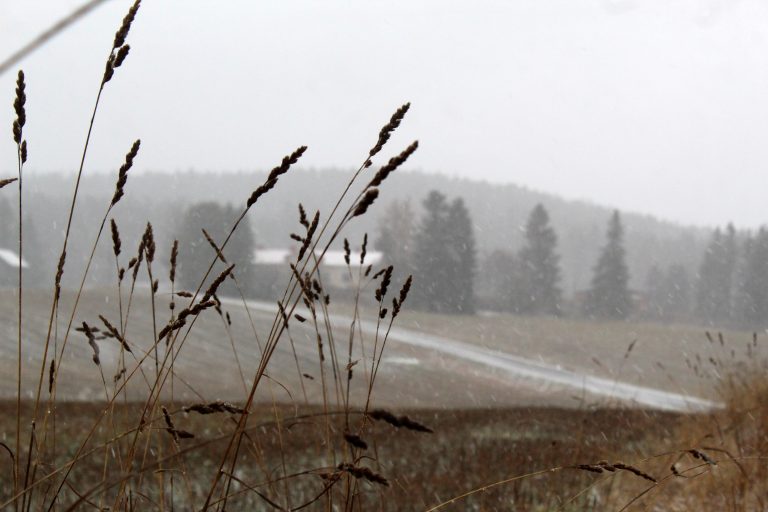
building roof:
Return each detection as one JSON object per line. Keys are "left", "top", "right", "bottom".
{"left": 253, "top": 249, "right": 382, "bottom": 268}
{"left": 0, "top": 248, "right": 29, "bottom": 269}
{"left": 253, "top": 248, "right": 291, "bottom": 265}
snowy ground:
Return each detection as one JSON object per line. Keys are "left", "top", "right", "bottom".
{"left": 0, "top": 288, "right": 750, "bottom": 411}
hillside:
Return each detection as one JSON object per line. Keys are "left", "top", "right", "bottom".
{"left": 1, "top": 169, "right": 710, "bottom": 294}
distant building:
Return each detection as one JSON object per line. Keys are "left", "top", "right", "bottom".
{"left": 0, "top": 248, "right": 29, "bottom": 287}
{"left": 251, "top": 248, "right": 383, "bottom": 298}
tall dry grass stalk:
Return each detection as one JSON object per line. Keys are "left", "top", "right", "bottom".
{"left": 12, "top": 66, "right": 27, "bottom": 510}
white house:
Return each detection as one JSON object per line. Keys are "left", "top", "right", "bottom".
{"left": 251, "top": 248, "right": 383, "bottom": 295}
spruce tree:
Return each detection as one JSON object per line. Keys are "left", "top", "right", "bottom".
{"left": 446, "top": 197, "right": 476, "bottom": 314}
{"left": 696, "top": 223, "right": 737, "bottom": 323}
{"left": 514, "top": 204, "right": 562, "bottom": 315}
{"left": 411, "top": 191, "right": 451, "bottom": 313}
{"left": 411, "top": 191, "right": 476, "bottom": 314}
{"left": 585, "top": 210, "right": 632, "bottom": 319}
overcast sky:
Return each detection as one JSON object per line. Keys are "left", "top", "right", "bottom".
{"left": 2, "top": 0, "right": 768, "bottom": 228}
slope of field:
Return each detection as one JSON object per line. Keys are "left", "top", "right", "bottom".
{"left": 1, "top": 288, "right": 750, "bottom": 410}
{"left": 387, "top": 306, "right": 755, "bottom": 402}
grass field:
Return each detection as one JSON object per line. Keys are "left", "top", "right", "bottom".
{"left": 0, "top": 400, "right": 686, "bottom": 510}
{"left": 346, "top": 297, "right": 759, "bottom": 401}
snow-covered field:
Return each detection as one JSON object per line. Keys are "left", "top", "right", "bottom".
{"left": 0, "top": 288, "right": 744, "bottom": 411}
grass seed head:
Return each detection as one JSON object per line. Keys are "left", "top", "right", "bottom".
{"left": 369, "top": 102, "right": 410, "bottom": 158}
{"left": 352, "top": 188, "right": 379, "bottom": 218}
{"left": 12, "top": 70, "right": 25, "bottom": 144}
{"left": 368, "top": 140, "right": 418, "bottom": 188}
{"left": 110, "top": 218, "right": 121, "bottom": 257}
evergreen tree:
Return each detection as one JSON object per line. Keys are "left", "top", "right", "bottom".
{"left": 375, "top": 199, "right": 416, "bottom": 282}
{"left": 696, "top": 223, "right": 737, "bottom": 323}
{"left": 513, "top": 204, "right": 562, "bottom": 315}
{"left": 176, "top": 202, "right": 255, "bottom": 294}
{"left": 411, "top": 191, "right": 476, "bottom": 314}
{"left": 445, "top": 197, "right": 476, "bottom": 314}
{"left": 585, "top": 210, "right": 632, "bottom": 319}
{"left": 411, "top": 191, "right": 451, "bottom": 313}
{"left": 739, "top": 228, "right": 768, "bottom": 327}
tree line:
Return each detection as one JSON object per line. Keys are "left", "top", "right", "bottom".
{"left": 376, "top": 191, "right": 632, "bottom": 318}
{"left": 4, "top": 187, "right": 767, "bottom": 328}
{"left": 377, "top": 191, "right": 768, "bottom": 328}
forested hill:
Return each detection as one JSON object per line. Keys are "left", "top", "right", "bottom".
{"left": 6, "top": 169, "right": 710, "bottom": 293}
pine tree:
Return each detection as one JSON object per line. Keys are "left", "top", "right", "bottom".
{"left": 513, "top": 204, "right": 562, "bottom": 315}
{"left": 696, "top": 223, "right": 737, "bottom": 323}
{"left": 446, "top": 197, "right": 476, "bottom": 314}
{"left": 585, "top": 210, "right": 632, "bottom": 319}
{"left": 411, "top": 191, "right": 451, "bottom": 313}
{"left": 411, "top": 191, "right": 476, "bottom": 314}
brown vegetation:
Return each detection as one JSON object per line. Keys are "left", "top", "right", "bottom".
{"left": 3, "top": 2, "right": 768, "bottom": 510}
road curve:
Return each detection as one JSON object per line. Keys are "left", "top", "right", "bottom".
{"left": 221, "top": 298, "right": 720, "bottom": 413}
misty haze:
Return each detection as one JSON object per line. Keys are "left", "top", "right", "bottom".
{"left": 1, "top": 1, "right": 767, "bottom": 510}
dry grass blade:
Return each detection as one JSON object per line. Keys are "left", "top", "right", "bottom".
{"left": 98, "top": 315, "right": 131, "bottom": 353}
{"left": 343, "top": 433, "right": 368, "bottom": 450}
{"left": 337, "top": 463, "right": 388, "bottom": 487}
{"left": 183, "top": 402, "right": 247, "bottom": 415}
{"left": 202, "top": 229, "right": 227, "bottom": 263}
{"left": 368, "top": 409, "right": 433, "bottom": 433}
{"left": 0, "top": 177, "right": 18, "bottom": 189}
{"left": 162, "top": 406, "right": 194, "bottom": 442}
{"left": 80, "top": 322, "right": 100, "bottom": 366}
